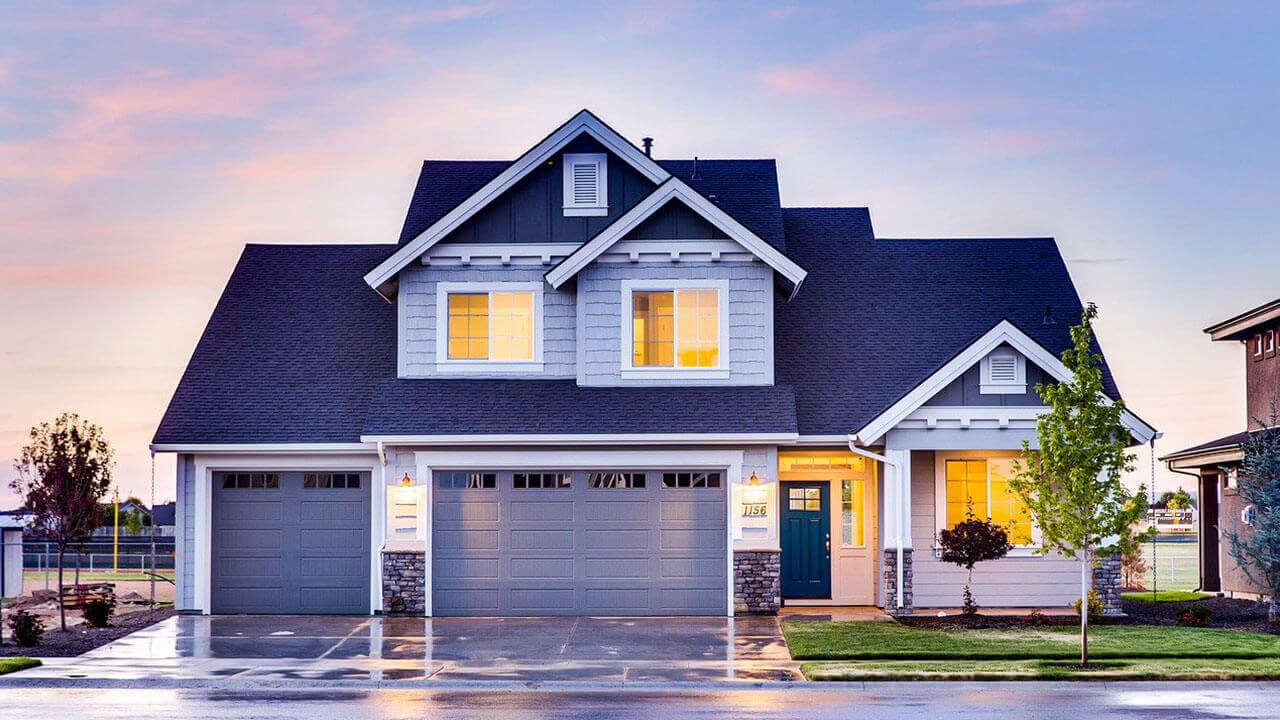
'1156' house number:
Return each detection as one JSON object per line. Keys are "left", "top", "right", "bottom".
{"left": 742, "top": 503, "right": 767, "bottom": 517}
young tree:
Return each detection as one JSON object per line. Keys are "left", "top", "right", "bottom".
{"left": 936, "top": 509, "right": 1013, "bottom": 614}
{"left": 1222, "top": 414, "right": 1280, "bottom": 622}
{"left": 1009, "top": 303, "right": 1149, "bottom": 667}
{"left": 11, "top": 413, "right": 114, "bottom": 631}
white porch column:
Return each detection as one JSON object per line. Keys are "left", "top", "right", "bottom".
{"left": 883, "top": 448, "right": 912, "bottom": 550}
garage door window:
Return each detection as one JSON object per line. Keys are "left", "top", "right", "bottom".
{"left": 438, "top": 471, "right": 497, "bottom": 489}
{"left": 514, "top": 472, "right": 571, "bottom": 489}
{"left": 303, "top": 472, "right": 360, "bottom": 489}
{"left": 587, "top": 471, "right": 646, "bottom": 489}
{"left": 222, "top": 473, "right": 279, "bottom": 489}
{"left": 662, "top": 471, "right": 721, "bottom": 488}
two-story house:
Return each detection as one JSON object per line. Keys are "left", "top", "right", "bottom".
{"left": 1162, "top": 297, "right": 1280, "bottom": 597}
{"left": 153, "top": 110, "right": 1156, "bottom": 617}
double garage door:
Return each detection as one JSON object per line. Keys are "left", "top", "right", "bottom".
{"left": 433, "top": 469, "right": 728, "bottom": 616}
{"left": 211, "top": 470, "right": 371, "bottom": 614}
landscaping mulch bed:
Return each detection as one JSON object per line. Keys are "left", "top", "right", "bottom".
{"left": 897, "top": 597, "right": 1278, "bottom": 632}
{"left": 0, "top": 606, "right": 174, "bottom": 657}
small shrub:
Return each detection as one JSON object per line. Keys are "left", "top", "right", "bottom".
{"left": 1178, "top": 604, "right": 1213, "bottom": 627}
{"left": 7, "top": 609, "right": 46, "bottom": 647}
{"left": 82, "top": 597, "right": 116, "bottom": 628}
{"left": 1072, "top": 590, "right": 1103, "bottom": 621}
{"left": 1024, "top": 609, "right": 1051, "bottom": 626}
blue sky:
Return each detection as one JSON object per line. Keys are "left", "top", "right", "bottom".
{"left": 1, "top": 1, "right": 1277, "bottom": 505}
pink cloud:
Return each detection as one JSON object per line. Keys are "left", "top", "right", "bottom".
{"left": 398, "top": 2, "right": 499, "bottom": 25}
{"left": 758, "top": 66, "right": 967, "bottom": 121}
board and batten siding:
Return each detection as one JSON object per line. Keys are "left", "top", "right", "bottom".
{"left": 923, "top": 346, "right": 1052, "bottom": 407}
{"left": 176, "top": 453, "right": 196, "bottom": 611}
{"left": 576, "top": 261, "right": 774, "bottom": 386}
{"left": 399, "top": 265, "right": 576, "bottom": 378}
{"left": 909, "top": 450, "right": 1082, "bottom": 608}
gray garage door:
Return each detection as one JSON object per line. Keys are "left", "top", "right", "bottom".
{"left": 212, "top": 470, "right": 371, "bottom": 614}
{"left": 433, "top": 469, "right": 727, "bottom": 616}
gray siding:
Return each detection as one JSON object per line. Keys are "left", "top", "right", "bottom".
{"left": 577, "top": 262, "right": 774, "bottom": 386}
{"left": 909, "top": 450, "right": 1082, "bottom": 608}
{"left": 439, "top": 135, "right": 655, "bottom": 245}
{"left": 177, "top": 453, "right": 195, "bottom": 611}
{"left": 924, "top": 346, "right": 1052, "bottom": 407}
{"left": 399, "top": 265, "right": 575, "bottom": 378}
{"left": 624, "top": 200, "right": 728, "bottom": 240}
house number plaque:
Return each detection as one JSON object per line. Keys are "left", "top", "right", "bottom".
{"left": 741, "top": 502, "right": 767, "bottom": 517}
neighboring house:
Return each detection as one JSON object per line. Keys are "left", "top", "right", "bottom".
{"left": 153, "top": 109, "right": 1156, "bottom": 617}
{"left": 151, "top": 502, "right": 177, "bottom": 538}
{"left": 90, "top": 499, "right": 151, "bottom": 538}
{"left": 1, "top": 510, "right": 27, "bottom": 598}
{"left": 1162, "top": 297, "right": 1280, "bottom": 597}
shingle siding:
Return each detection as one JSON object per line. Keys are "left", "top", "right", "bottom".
{"left": 399, "top": 264, "right": 576, "bottom": 379}
{"left": 577, "top": 261, "right": 774, "bottom": 386}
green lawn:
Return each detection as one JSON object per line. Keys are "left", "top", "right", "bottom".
{"left": 782, "top": 621, "right": 1280, "bottom": 661}
{"left": 1122, "top": 590, "right": 1210, "bottom": 603}
{"left": 0, "top": 658, "right": 41, "bottom": 676}
{"left": 802, "top": 657, "right": 1280, "bottom": 681}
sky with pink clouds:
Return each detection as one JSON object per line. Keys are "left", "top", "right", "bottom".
{"left": 2, "top": 1, "right": 1278, "bottom": 508}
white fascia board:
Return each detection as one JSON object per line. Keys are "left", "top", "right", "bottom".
{"left": 364, "top": 110, "right": 670, "bottom": 297}
{"left": 149, "top": 442, "right": 375, "bottom": 454}
{"left": 851, "top": 319, "right": 1157, "bottom": 447}
{"left": 544, "top": 179, "right": 808, "bottom": 293}
{"left": 360, "top": 432, "right": 798, "bottom": 446}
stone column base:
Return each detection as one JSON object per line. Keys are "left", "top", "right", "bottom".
{"left": 883, "top": 548, "right": 913, "bottom": 616}
{"left": 734, "top": 550, "right": 780, "bottom": 614}
{"left": 382, "top": 550, "right": 426, "bottom": 615}
{"left": 1093, "top": 552, "right": 1125, "bottom": 617}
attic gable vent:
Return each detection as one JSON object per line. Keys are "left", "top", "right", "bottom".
{"left": 979, "top": 346, "right": 1026, "bottom": 395}
{"left": 563, "top": 152, "right": 608, "bottom": 217}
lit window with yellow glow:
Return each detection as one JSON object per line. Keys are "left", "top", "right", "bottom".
{"left": 632, "top": 289, "right": 719, "bottom": 368}
{"left": 447, "top": 291, "right": 533, "bottom": 361}
{"left": 944, "top": 458, "right": 1033, "bottom": 545}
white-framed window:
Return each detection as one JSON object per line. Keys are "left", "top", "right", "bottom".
{"left": 562, "top": 153, "right": 607, "bottom": 216}
{"left": 1255, "top": 334, "right": 1264, "bottom": 358}
{"left": 434, "top": 281, "right": 543, "bottom": 373}
{"left": 979, "top": 346, "right": 1027, "bottom": 395}
{"left": 1266, "top": 330, "right": 1275, "bottom": 355}
{"left": 934, "top": 452, "right": 1037, "bottom": 550}
{"left": 619, "top": 278, "right": 730, "bottom": 379}
{"left": 1242, "top": 504, "right": 1257, "bottom": 527}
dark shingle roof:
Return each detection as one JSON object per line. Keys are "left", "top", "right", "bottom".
{"left": 1163, "top": 429, "right": 1255, "bottom": 462}
{"left": 364, "top": 379, "right": 796, "bottom": 436}
{"left": 398, "top": 159, "right": 786, "bottom": 250}
{"left": 775, "top": 207, "right": 1122, "bottom": 436}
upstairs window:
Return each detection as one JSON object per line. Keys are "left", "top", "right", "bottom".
{"left": 437, "top": 282, "right": 541, "bottom": 369}
{"left": 979, "top": 346, "right": 1026, "bottom": 394}
{"left": 1255, "top": 334, "right": 1264, "bottom": 358}
{"left": 631, "top": 288, "right": 721, "bottom": 369}
{"left": 1266, "top": 330, "right": 1275, "bottom": 356}
{"left": 562, "top": 153, "right": 607, "bottom": 216}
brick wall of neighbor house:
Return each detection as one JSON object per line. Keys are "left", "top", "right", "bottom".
{"left": 1092, "top": 553, "right": 1124, "bottom": 617}
{"left": 909, "top": 450, "right": 1082, "bottom": 608}
{"left": 382, "top": 551, "right": 426, "bottom": 614}
{"left": 398, "top": 264, "right": 577, "bottom": 379}
{"left": 576, "top": 261, "right": 774, "bottom": 386}
{"left": 733, "top": 550, "right": 780, "bottom": 614}
{"left": 883, "top": 549, "right": 912, "bottom": 616}
{"left": 1246, "top": 341, "right": 1280, "bottom": 424}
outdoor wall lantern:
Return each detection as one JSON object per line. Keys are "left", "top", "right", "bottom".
{"left": 741, "top": 472, "right": 768, "bottom": 517}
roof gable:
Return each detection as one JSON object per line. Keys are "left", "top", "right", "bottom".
{"left": 544, "top": 179, "right": 807, "bottom": 294}
{"left": 366, "top": 109, "right": 670, "bottom": 298}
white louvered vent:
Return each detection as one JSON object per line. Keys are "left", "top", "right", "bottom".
{"left": 980, "top": 347, "right": 1026, "bottom": 394}
{"left": 562, "top": 153, "right": 607, "bottom": 216}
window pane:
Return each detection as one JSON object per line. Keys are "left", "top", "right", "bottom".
{"left": 490, "top": 291, "right": 534, "bottom": 361}
{"left": 842, "top": 479, "right": 864, "bottom": 546}
{"left": 447, "top": 293, "right": 489, "bottom": 359}
{"left": 633, "top": 291, "right": 675, "bottom": 367}
{"left": 945, "top": 460, "right": 987, "bottom": 527}
{"left": 588, "top": 472, "right": 644, "bottom": 488}
{"left": 990, "top": 460, "right": 1032, "bottom": 544}
{"left": 674, "top": 289, "right": 719, "bottom": 368}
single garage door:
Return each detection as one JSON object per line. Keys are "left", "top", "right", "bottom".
{"left": 433, "top": 469, "right": 727, "bottom": 616}
{"left": 212, "top": 470, "right": 371, "bottom": 614}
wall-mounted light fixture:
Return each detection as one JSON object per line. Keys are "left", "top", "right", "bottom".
{"left": 741, "top": 472, "right": 768, "bottom": 516}
{"left": 400, "top": 473, "right": 412, "bottom": 487}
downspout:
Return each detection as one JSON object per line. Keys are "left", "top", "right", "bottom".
{"left": 1167, "top": 460, "right": 1207, "bottom": 593}
{"left": 847, "top": 440, "right": 903, "bottom": 610}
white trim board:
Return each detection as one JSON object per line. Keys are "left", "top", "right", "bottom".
{"left": 362, "top": 432, "right": 798, "bottom": 446}
{"left": 365, "top": 110, "right": 670, "bottom": 298}
{"left": 850, "top": 320, "right": 1158, "bottom": 447}
{"left": 544, "top": 179, "right": 807, "bottom": 296}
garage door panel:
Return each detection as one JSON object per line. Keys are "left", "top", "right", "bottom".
{"left": 433, "top": 468, "right": 727, "bottom": 616}
{"left": 212, "top": 470, "right": 370, "bottom": 614}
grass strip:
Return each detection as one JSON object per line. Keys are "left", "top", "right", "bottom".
{"left": 1121, "top": 591, "right": 1210, "bottom": 603}
{"left": 801, "top": 657, "right": 1280, "bottom": 681}
{"left": 0, "top": 658, "right": 42, "bottom": 676}
{"left": 783, "top": 621, "right": 1280, "bottom": 661}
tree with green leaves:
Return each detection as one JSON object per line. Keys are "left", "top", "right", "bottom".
{"left": 1222, "top": 414, "right": 1280, "bottom": 622}
{"left": 11, "top": 413, "right": 114, "bottom": 631}
{"left": 1009, "top": 303, "right": 1149, "bottom": 667}
{"left": 936, "top": 508, "right": 1013, "bottom": 615}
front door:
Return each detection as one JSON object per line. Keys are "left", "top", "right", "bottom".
{"left": 780, "top": 482, "right": 831, "bottom": 598}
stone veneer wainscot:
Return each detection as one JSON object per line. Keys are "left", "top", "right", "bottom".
{"left": 382, "top": 550, "right": 426, "bottom": 615}
{"left": 733, "top": 550, "right": 780, "bottom": 614}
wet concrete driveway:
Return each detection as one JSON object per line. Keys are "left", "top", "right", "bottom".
{"left": 18, "top": 615, "right": 801, "bottom": 684}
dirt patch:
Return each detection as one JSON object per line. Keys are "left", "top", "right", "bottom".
{"left": 0, "top": 606, "right": 174, "bottom": 657}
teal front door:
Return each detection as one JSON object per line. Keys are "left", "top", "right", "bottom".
{"left": 780, "top": 482, "right": 831, "bottom": 598}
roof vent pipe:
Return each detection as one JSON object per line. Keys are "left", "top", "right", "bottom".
{"left": 692, "top": 156, "right": 699, "bottom": 179}
{"left": 641, "top": 137, "right": 653, "bottom": 157}
{"left": 1043, "top": 305, "right": 1057, "bottom": 325}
